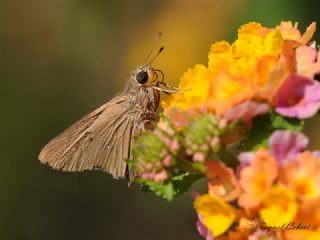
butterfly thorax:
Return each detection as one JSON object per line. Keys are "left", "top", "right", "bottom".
{"left": 124, "top": 64, "right": 160, "bottom": 118}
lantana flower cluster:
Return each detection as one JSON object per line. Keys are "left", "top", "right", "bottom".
{"left": 195, "top": 130, "right": 320, "bottom": 239}
{"left": 163, "top": 21, "right": 320, "bottom": 119}
{"left": 130, "top": 21, "right": 320, "bottom": 239}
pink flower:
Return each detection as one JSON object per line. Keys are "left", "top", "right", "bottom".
{"left": 210, "top": 137, "right": 220, "bottom": 148}
{"left": 236, "top": 152, "right": 255, "bottom": 178}
{"left": 275, "top": 74, "right": 320, "bottom": 118}
{"left": 193, "top": 152, "right": 206, "bottom": 162}
{"left": 296, "top": 43, "right": 320, "bottom": 78}
{"left": 196, "top": 214, "right": 214, "bottom": 240}
{"left": 154, "top": 170, "right": 169, "bottom": 182}
{"left": 169, "top": 139, "right": 179, "bottom": 152}
{"left": 248, "top": 230, "right": 277, "bottom": 240}
{"left": 269, "top": 130, "right": 309, "bottom": 164}
{"left": 223, "top": 101, "right": 270, "bottom": 127}
{"left": 313, "top": 151, "right": 320, "bottom": 158}
{"left": 163, "top": 155, "right": 172, "bottom": 167}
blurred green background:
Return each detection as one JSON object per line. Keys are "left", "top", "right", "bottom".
{"left": 1, "top": 0, "right": 319, "bottom": 239}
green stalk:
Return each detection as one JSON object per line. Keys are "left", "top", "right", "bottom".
{"left": 219, "top": 146, "right": 239, "bottom": 168}
{"left": 175, "top": 158, "right": 205, "bottom": 174}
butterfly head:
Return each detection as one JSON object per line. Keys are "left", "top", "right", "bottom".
{"left": 128, "top": 43, "right": 165, "bottom": 92}
{"left": 133, "top": 64, "right": 157, "bottom": 87}
{"left": 132, "top": 44, "right": 164, "bottom": 87}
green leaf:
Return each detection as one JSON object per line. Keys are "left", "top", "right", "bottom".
{"left": 242, "top": 114, "right": 273, "bottom": 150}
{"left": 136, "top": 172, "right": 203, "bottom": 201}
{"left": 242, "top": 112, "right": 304, "bottom": 151}
{"left": 171, "top": 172, "right": 203, "bottom": 196}
{"left": 270, "top": 112, "right": 304, "bottom": 131}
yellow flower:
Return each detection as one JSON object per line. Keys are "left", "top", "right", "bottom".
{"left": 259, "top": 185, "right": 298, "bottom": 227}
{"left": 232, "top": 22, "right": 265, "bottom": 59}
{"left": 162, "top": 64, "right": 210, "bottom": 110}
{"left": 208, "top": 41, "right": 232, "bottom": 71}
{"left": 194, "top": 194, "right": 236, "bottom": 237}
{"left": 264, "top": 29, "right": 284, "bottom": 56}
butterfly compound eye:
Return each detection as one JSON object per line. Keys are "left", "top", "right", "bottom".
{"left": 136, "top": 71, "right": 149, "bottom": 84}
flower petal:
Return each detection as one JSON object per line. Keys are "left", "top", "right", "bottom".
{"left": 269, "top": 130, "right": 309, "bottom": 164}
{"left": 259, "top": 186, "right": 297, "bottom": 227}
{"left": 275, "top": 74, "right": 320, "bottom": 118}
{"left": 207, "top": 161, "right": 240, "bottom": 201}
{"left": 194, "top": 195, "right": 236, "bottom": 237}
{"left": 238, "top": 148, "right": 278, "bottom": 209}
{"left": 301, "top": 22, "right": 317, "bottom": 44}
{"left": 223, "top": 101, "right": 269, "bottom": 127}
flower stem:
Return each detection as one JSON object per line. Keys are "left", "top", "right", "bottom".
{"left": 219, "top": 146, "right": 239, "bottom": 168}
{"left": 176, "top": 158, "right": 205, "bottom": 174}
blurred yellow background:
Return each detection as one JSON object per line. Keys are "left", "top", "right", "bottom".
{"left": 1, "top": 0, "right": 319, "bottom": 239}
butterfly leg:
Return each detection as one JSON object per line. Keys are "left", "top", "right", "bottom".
{"left": 156, "top": 81, "right": 191, "bottom": 93}
{"left": 158, "top": 81, "right": 180, "bottom": 91}
{"left": 151, "top": 86, "right": 178, "bottom": 94}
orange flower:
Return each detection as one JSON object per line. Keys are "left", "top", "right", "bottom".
{"left": 278, "top": 21, "right": 316, "bottom": 45}
{"left": 207, "top": 71, "right": 255, "bottom": 114}
{"left": 253, "top": 55, "right": 290, "bottom": 103}
{"left": 296, "top": 198, "right": 320, "bottom": 226}
{"left": 238, "top": 148, "right": 278, "bottom": 209}
{"left": 280, "top": 152, "right": 320, "bottom": 200}
{"left": 206, "top": 161, "right": 240, "bottom": 201}
{"left": 284, "top": 227, "right": 320, "bottom": 240}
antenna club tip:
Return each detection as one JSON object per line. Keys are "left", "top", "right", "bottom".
{"left": 159, "top": 46, "right": 164, "bottom": 53}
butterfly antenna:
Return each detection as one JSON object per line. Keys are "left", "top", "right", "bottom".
{"left": 147, "top": 46, "right": 164, "bottom": 64}
{"left": 144, "top": 32, "right": 162, "bottom": 64}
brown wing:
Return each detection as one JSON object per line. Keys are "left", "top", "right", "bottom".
{"left": 39, "top": 94, "right": 138, "bottom": 178}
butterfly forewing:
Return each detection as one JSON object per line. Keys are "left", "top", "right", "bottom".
{"left": 39, "top": 93, "right": 138, "bottom": 178}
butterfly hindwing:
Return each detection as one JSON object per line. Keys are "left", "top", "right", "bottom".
{"left": 39, "top": 93, "right": 138, "bottom": 178}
